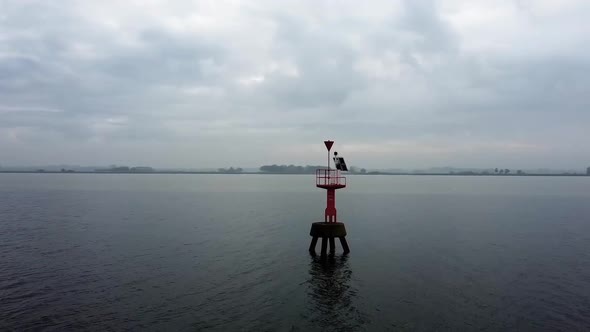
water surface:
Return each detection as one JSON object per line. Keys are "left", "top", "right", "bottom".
{"left": 1, "top": 174, "right": 590, "bottom": 331}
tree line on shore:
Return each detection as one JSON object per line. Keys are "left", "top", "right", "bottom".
{"left": 259, "top": 165, "right": 321, "bottom": 173}
{"left": 257, "top": 165, "right": 367, "bottom": 174}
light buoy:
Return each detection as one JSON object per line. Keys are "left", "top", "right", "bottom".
{"left": 309, "top": 140, "right": 350, "bottom": 256}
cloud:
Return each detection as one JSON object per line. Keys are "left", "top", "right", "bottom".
{"left": 0, "top": 0, "right": 588, "bottom": 168}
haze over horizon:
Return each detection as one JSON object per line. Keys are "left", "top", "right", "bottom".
{"left": 2, "top": 1, "right": 589, "bottom": 169}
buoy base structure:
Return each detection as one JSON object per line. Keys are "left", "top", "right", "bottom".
{"left": 309, "top": 222, "right": 350, "bottom": 256}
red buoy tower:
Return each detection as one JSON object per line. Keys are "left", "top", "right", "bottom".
{"left": 309, "top": 140, "right": 350, "bottom": 256}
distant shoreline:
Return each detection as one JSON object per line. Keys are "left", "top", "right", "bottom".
{"left": 0, "top": 170, "right": 587, "bottom": 177}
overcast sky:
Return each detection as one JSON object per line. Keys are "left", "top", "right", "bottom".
{"left": 1, "top": 0, "right": 589, "bottom": 169}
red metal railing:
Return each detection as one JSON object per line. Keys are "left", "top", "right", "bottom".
{"left": 316, "top": 169, "right": 346, "bottom": 187}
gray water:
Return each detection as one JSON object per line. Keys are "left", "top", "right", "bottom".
{"left": 1, "top": 174, "right": 590, "bottom": 331}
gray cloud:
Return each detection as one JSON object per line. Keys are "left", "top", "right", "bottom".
{"left": 1, "top": 0, "right": 589, "bottom": 169}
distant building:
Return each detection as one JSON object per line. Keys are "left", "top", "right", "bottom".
{"left": 587, "top": 167, "right": 590, "bottom": 175}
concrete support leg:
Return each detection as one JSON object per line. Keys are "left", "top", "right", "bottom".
{"left": 339, "top": 237, "right": 350, "bottom": 254}
{"left": 309, "top": 236, "right": 318, "bottom": 252}
{"left": 321, "top": 237, "right": 328, "bottom": 256}
{"left": 329, "top": 237, "right": 336, "bottom": 254}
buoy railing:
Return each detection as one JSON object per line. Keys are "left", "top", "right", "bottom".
{"left": 316, "top": 169, "right": 346, "bottom": 187}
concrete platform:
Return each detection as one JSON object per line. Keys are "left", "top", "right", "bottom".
{"left": 309, "top": 222, "right": 347, "bottom": 237}
{"left": 309, "top": 222, "right": 349, "bottom": 255}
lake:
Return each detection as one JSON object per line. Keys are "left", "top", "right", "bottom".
{"left": 1, "top": 174, "right": 590, "bottom": 331}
